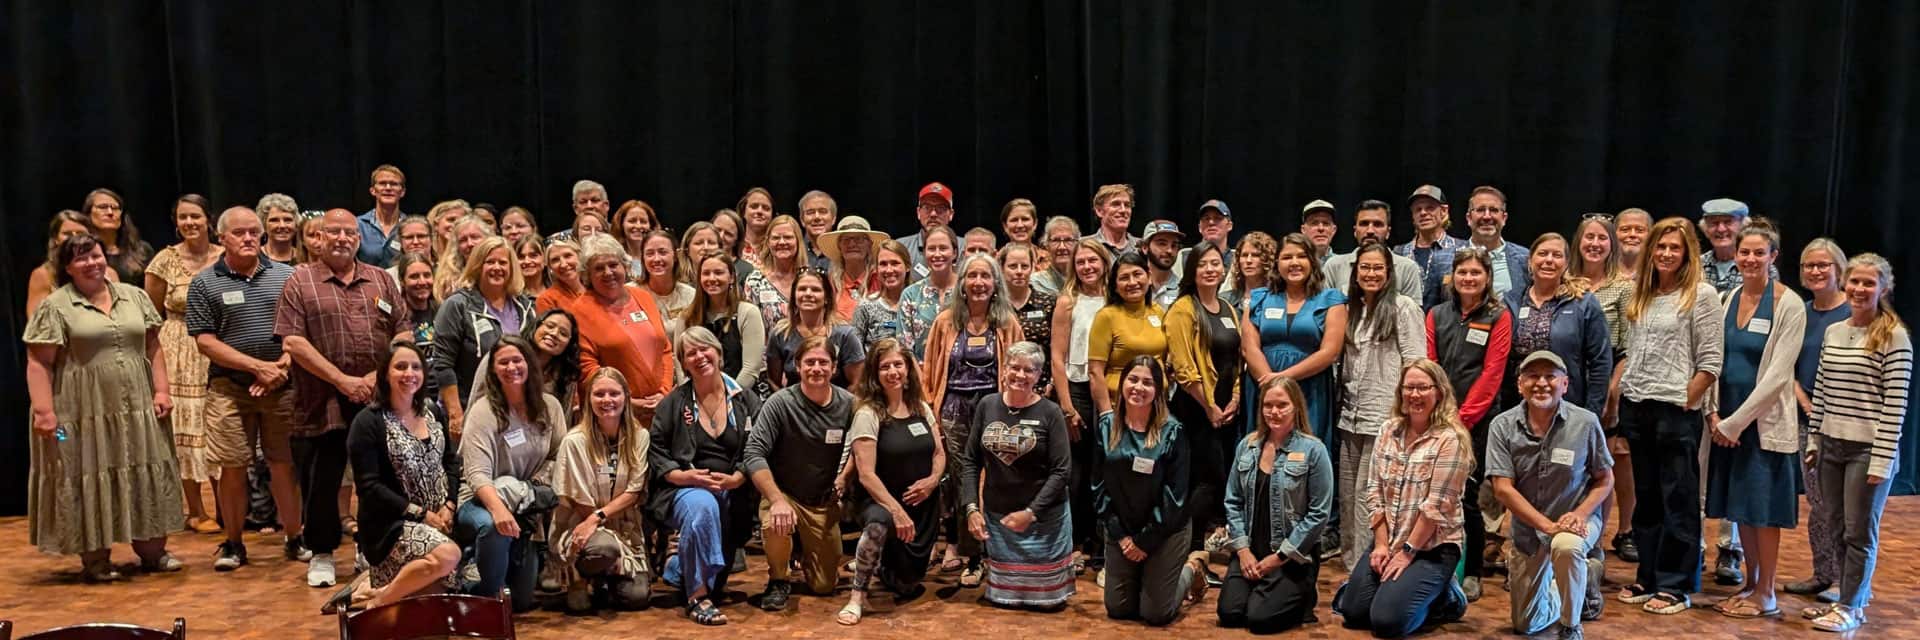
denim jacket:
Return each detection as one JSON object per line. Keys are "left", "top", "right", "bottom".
{"left": 1224, "top": 430, "right": 1333, "bottom": 563}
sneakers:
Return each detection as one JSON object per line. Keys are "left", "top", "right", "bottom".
{"left": 214, "top": 542, "right": 248, "bottom": 571}
{"left": 758, "top": 580, "right": 792, "bottom": 611}
{"left": 141, "top": 552, "right": 185, "bottom": 573}
{"left": 1714, "top": 547, "right": 1744, "bottom": 585}
{"left": 1462, "top": 576, "right": 1483, "bottom": 602}
{"left": 284, "top": 535, "right": 312, "bottom": 561}
{"left": 1612, "top": 531, "right": 1639, "bottom": 563}
{"left": 959, "top": 565, "right": 983, "bottom": 589}
{"left": 308, "top": 552, "right": 338, "bottom": 587}
{"left": 1096, "top": 568, "right": 1107, "bottom": 588}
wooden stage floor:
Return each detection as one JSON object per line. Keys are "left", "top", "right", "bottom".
{"left": 0, "top": 496, "right": 1910, "bottom": 638}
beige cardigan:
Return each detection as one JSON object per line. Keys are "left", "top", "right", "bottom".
{"left": 1709, "top": 284, "right": 1807, "bottom": 454}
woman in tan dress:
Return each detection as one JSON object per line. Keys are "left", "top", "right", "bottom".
{"left": 25, "top": 234, "right": 185, "bottom": 581}
{"left": 145, "top": 194, "right": 223, "bottom": 534}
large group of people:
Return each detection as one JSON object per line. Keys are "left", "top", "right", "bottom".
{"left": 20, "top": 168, "right": 1912, "bottom": 637}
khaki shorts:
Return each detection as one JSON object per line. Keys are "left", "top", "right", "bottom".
{"left": 205, "top": 378, "right": 295, "bottom": 467}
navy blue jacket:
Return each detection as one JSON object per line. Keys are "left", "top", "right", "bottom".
{"left": 1500, "top": 288, "right": 1613, "bottom": 412}
{"left": 1422, "top": 240, "right": 1532, "bottom": 310}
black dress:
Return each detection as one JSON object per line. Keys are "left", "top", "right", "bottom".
{"left": 856, "top": 412, "right": 942, "bottom": 591}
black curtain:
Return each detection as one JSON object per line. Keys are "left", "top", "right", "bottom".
{"left": 5, "top": 0, "right": 1918, "bottom": 513}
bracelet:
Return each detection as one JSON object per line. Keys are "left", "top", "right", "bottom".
{"left": 965, "top": 503, "right": 981, "bottom": 516}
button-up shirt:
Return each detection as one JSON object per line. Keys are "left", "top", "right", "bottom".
{"left": 1392, "top": 234, "right": 1468, "bottom": 284}
{"left": 1364, "top": 418, "right": 1472, "bottom": 551}
{"left": 275, "top": 261, "right": 408, "bottom": 434}
{"left": 1484, "top": 402, "right": 1612, "bottom": 556}
{"left": 356, "top": 209, "right": 406, "bottom": 267}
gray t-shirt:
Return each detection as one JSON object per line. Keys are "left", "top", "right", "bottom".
{"left": 1483, "top": 402, "right": 1613, "bottom": 557}
{"left": 743, "top": 385, "right": 856, "bottom": 507}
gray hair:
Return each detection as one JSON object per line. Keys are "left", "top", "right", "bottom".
{"left": 1802, "top": 237, "right": 1847, "bottom": 273}
{"left": 942, "top": 252, "right": 1017, "bottom": 326}
{"left": 578, "top": 232, "right": 630, "bottom": 270}
{"left": 216, "top": 206, "right": 260, "bottom": 235}
{"left": 675, "top": 325, "right": 725, "bottom": 360}
{"left": 1042, "top": 215, "right": 1081, "bottom": 239}
{"left": 798, "top": 190, "right": 838, "bottom": 215}
{"left": 255, "top": 193, "right": 298, "bottom": 217}
{"left": 1006, "top": 341, "right": 1047, "bottom": 370}
{"left": 572, "top": 179, "right": 607, "bottom": 201}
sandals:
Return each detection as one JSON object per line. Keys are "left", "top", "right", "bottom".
{"left": 1642, "top": 593, "right": 1690, "bottom": 615}
{"left": 186, "top": 516, "right": 222, "bottom": 534}
{"left": 687, "top": 599, "right": 728, "bottom": 626}
{"left": 836, "top": 602, "right": 864, "bottom": 626}
{"left": 1616, "top": 584, "right": 1654, "bottom": 604}
{"left": 340, "top": 516, "right": 360, "bottom": 536}
{"left": 959, "top": 565, "right": 983, "bottom": 589}
{"left": 1811, "top": 604, "right": 1865, "bottom": 632}
{"left": 1713, "top": 595, "right": 1780, "bottom": 619}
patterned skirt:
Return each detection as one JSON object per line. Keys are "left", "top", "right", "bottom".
{"left": 982, "top": 506, "right": 1075, "bottom": 607}
{"left": 371, "top": 521, "right": 457, "bottom": 589}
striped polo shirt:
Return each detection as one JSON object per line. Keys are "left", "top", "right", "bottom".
{"left": 186, "top": 256, "right": 294, "bottom": 385}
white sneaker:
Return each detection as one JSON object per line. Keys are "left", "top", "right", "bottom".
{"left": 308, "top": 552, "right": 337, "bottom": 587}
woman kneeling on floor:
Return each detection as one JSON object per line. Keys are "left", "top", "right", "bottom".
{"left": 551, "top": 368, "right": 654, "bottom": 611}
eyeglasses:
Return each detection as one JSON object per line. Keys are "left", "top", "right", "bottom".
{"left": 917, "top": 203, "right": 953, "bottom": 214}
{"left": 1802, "top": 262, "right": 1837, "bottom": 271}
{"left": 1400, "top": 383, "right": 1437, "bottom": 394}
{"left": 1469, "top": 207, "right": 1506, "bottom": 214}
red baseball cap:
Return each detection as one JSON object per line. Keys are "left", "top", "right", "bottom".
{"left": 918, "top": 182, "right": 954, "bottom": 206}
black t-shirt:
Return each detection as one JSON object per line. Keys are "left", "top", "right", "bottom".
{"left": 961, "top": 394, "right": 1072, "bottom": 518}
{"left": 1201, "top": 301, "right": 1241, "bottom": 405}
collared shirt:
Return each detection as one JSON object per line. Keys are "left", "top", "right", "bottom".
{"left": 899, "top": 278, "right": 954, "bottom": 359}
{"left": 1085, "top": 231, "right": 1140, "bottom": 257}
{"left": 275, "top": 261, "right": 408, "bottom": 433}
{"left": 1484, "top": 402, "right": 1613, "bottom": 557}
{"left": 356, "top": 209, "right": 406, "bottom": 267}
{"left": 1480, "top": 238, "right": 1516, "bottom": 297}
{"left": 185, "top": 257, "right": 295, "bottom": 385}
{"left": 1700, "top": 251, "right": 1778, "bottom": 294}
{"left": 1364, "top": 419, "right": 1472, "bottom": 552}
{"left": 1149, "top": 272, "right": 1181, "bottom": 309}
{"left": 1224, "top": 430, "right": 1333, "bottom": 563}
{"left": 1392, "top": 234, "right": 1468, "bottom": 283}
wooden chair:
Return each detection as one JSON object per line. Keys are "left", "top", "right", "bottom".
{"left": 1, "top": 618, "right": 186, "bottom": 640}
{"left": 337, "top": 589, "right": 514, "bottom": 640}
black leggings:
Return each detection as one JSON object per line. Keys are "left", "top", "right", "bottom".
{"left": 1460, "top": 420, "right": 1489, "bottom": 579}
{"left": 1171, "top": 391, "right": 1237, "bottom": 551}
{"left": 1069, "top": 381, "right": 1103, "bottom": 562}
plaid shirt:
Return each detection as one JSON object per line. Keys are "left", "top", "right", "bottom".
{"left": 274, "top": 261, "right": 407, "bottom": 435}
{"left": 1364, "top": 418, "right": 1471, "bottom": 552}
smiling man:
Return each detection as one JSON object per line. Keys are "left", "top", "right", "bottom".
{"left": 1393, "top": 184, "right": 1468, "bottom": 297}
{"left": 357, "top": 164, "right": 409, "bottom": 266}
{"left": 744, "top": 336, "right": 856, "bottom": 611}
{"left": 1422, "top": 186, "right": 1531, "bottom": 309}
{"left": 1322, "top": 200, "right": 1423, "bottom": 301}
{"left": 1085, "top": 184, "right": 1140, "bottom": 256}
{"left": 897, "top": 182, "right": 957, "bottom": 279}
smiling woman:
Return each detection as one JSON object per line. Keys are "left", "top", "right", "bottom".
{"left": 145, "top": 193, "right": 225, "bottom": 534}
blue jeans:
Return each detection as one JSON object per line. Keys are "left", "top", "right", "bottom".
{"left": 1816, "top": 436, "right": 1895, "bottom": 608}
{"left": 1622, "top": 399, "right": 1703, "bottom": 597}
{"left": 1336, "top": 543, "right": 1464, "bottom": 638}
{"left": 454, "top": 499, "right": 539, "bottom": 611}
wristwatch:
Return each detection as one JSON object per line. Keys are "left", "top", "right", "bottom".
{"left": 1398, "top": 542, "right": 1415, "bottom": 555}
{"left": 592, "top": 509, "right": 608, "bottom": 522}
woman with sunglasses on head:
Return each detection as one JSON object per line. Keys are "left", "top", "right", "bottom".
{"left": 922, "top": 253, "right": 1025, "bottom": 583}
{"left": 766, "top": 268, "right": 866, "bottom": 389}
{"left": 1801, "top": 253, "right": 1911, "bottom": 632}
{"left": 333, "top": 342, "right": 461, "bottom": 612}
{"left": 1332, "top": 360, "right": 1472, "bottom": 637}
{"left": 551, "top": 368, "right": 654, "bottom": 612}
{"left": 1779, "top": 238, "right": 1850, "bottom": 604}
{"left": 1701, "top": 219, "right": 1804, "bottom": 620}
{"left": 1165, "top": 242, "right": 1241, "bottom": 558}
{"left": 83, "top": 188, "right": 154, "bottom": 283}
{"left": 1093, "top": 356, "right": 1209, "bottom": 626}
{"left": 1609, "top": 217, "right": 1723, "bottom": 615}
{"left": 900, "top": 225, "right": 961, "bottom": 359}
{"left": 1334, "top": 243, "right": 1427, "bottom": 571}
{"left": 836, "top": 339, "right": 945, "bottom": 625}
{"left": 145, "top": 194, "right": 225, "bottom": 534}
{"left": 1425, "top": 246, "right": 1512, "bottom": 602}
{"left": 675, "top": 251, "right": 767, "bottom": 386}
{"left": 1218, "top": 376, "right": 1334, "bottom": 633}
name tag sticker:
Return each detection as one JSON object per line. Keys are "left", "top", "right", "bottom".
{"left": 1019, "top": 418, "right": 1041, "bottom": 426}
{"left": 825, "top": 429, "right": 845, "bottom": 444}
{"left": 1026, "top": 309, "right": 1047, "bottom": 319}
{"left": 472, "top": 318, "right": 493, "bottom": 337}
{"left": 1465, "top": 328, "right": 1489, "bottom": 345}
{"left": 1263, "top": 308, "right": 1286, "bottom": 321}
{"left": 913, "top": 263, "right": 930, "bottom": 277}
{"left": 907, "top": 422, "right": 929, "bottom": 436}
{"left": 502, "top": 428, "right": 528, "bottom": 448}
{"left": 1147, "top": 315, "right": 1163, "bottom": 328}
{"left": 376, "top": 298, "right": 393, "bottom": 314}
{"left": 388, "top": 238, "right": 401, "bottom": 251}
{"left": 967, "top": 336, "right": 988, "bottom": 348}
{"left": 1517, "top": 307, "right": 1532, "bottom": 320}
{"left": 1219, "top": 317, "right": 1235, "bottom": 329}
{"left": 1286, "top": 451, "right": 1306, "bottom": 462}
{"left": 1551, "top": 448, "right": 1575, "bottom": 466}
{"left": 222, "top": 291, "right": 246, "bottom": 306}
{"left": 1748, "top": 318, "right": 1772, "bottom": 335}
{"left": 629, "top": 311, "right": 647, "bottom": 324}
{"left": 1131, "top": 456, "right": 1156, "bottom": 474}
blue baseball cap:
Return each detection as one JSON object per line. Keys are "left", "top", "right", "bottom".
{"left": 1197, "top": 199, "right": 1231, "bottom": 218}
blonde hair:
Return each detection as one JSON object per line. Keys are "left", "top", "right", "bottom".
{"left": 1625, "top": 217, "right": 1706, "bottom": 323}
{"left": 1848, "top": 253, "right": 1906, "bottom": 353}
{"left": 1065, "top": 238, "right": 1113, "bottom": 298}
{"left": 1092, "top": 184, "right": 1135, "bottom": 209}
{"left": 456, "top": 236, "right": 527, "bottom": 296}
{"left": 1528, "top": 233, "right": 1589, "bottom": 300}
{"left": 761, "top": 215, "right": 810, "bottom": 274}
{"left": 435, "top": 216, "right": 493, "bottom": 300}
{"left": 1244, "top": 376, "right": 1318, "bottom": 446}
{"left": 1390, "top": 359, "right": 1475, "bottom": 470}
{"left": 1571, "top": 216, "right": 1620, "bottom": 286}
{"left": 426, "top": 199, "right": 471, "bottom": 259}
{"left": 573, "top": 368, "right": 647, "bottom": 481}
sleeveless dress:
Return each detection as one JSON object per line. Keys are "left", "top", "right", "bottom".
{"left": 1705, "top": 281, "right": 1800, "bottom": 528}
{"left": 147, "top": 245, "right": 221, "bottom": 484}
{"left": 1244, "top": 287, "right": 1346, "bottom": 437}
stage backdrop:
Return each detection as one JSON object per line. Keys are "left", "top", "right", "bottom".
{"left": 5, "top": 1, "right": 1919, "bottom": 513}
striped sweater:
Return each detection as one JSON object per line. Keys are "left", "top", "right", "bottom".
{"left": 1809, "top": 323, "right": 1913, "bottom": 479}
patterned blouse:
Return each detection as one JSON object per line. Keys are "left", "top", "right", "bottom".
{"left": 1363, "top": 418, "right": 1471, "bottom": 552}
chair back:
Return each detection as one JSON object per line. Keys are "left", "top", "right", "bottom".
{"left": 338, "top": 589, "right": 514, "bottom": 640}
{"left": 7, "top": 618, "right": 185, "bottom": 640}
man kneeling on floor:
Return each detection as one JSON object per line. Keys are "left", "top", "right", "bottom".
{"left": 1486, "top": 351, "right": 1613, "bottom": 640}
{"left": 745, "top": 336, "right": 853, "bottom": 609}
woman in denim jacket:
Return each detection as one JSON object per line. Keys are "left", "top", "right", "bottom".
{"left": 1217, "top": 376, "right": 1333, "bottom": 633}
